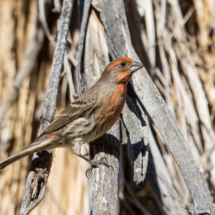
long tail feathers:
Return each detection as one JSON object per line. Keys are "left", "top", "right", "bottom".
{"left": 0, "top": 138, "right": 54, "bottom": 169}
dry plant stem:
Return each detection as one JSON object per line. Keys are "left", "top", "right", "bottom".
{"left": 0, "top": 20, "right": 44, "bottom": 125}
{"left": 94, "top": 0, "right": 214, "bottom": 214}
{"left": 122, "top": 95, "right": 149, "bottom": 186}
{"left": 53, "top": 0, "right": 61, "bottom": 13}
{"left": 128, "top": 23, "right": 215, "bottom": 215}
{"left": 21, "top": 173, "right": 47, "bottom": 215}
{"left": 92, "top": 0, "right": 149, "bottom": 187}
{"left": 76, "top": 0, "right": 92, "bottom": 95}
{"left": 90, "top": 0, "right": 149, "bottom": 212}
{"left": 147, "top": 123, "right": 187, "bottom": 214}
{"left": 82, "top": 8, "right": 122, "bottom": 213}
{"left": 92, "top": 0, "right": 127, "bottom": 59}
{"left": 143, "top": 0, "right": 155, "bottom": 66}
{"left": 119, "top": 2, "right": 214, "bottom": 215}
{"left": 20, "top": 1, "right": 74, "bottom": 214}
{"left": 38, "top": 0, "right": 55, "bottom": 45}
{"left": 88, "top": 122, "right": 121, "bottom": 215}
{"left": 64, "top": 52, "right": 77, "bottom": 102}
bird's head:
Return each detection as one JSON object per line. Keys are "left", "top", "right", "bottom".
{"left": 101, "top": 57, "right": 143, "bottom": 84}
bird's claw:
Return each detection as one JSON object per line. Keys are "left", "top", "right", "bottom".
{"left": 85, "top": 157, "right": 114, "bottom": 178}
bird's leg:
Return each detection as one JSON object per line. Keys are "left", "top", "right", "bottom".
{"left": 72, "top": 142, "right": 90, "bottom": 161}
{"left": 72, "top": 142, "right": 113, "bottom": 177}
{"left": 76, "top": 152, "right": 112, "bottom": 169}
{"left": 85, "top": 157, "right": 114, "bottom": 178}
{"left": 75, "top": 153, "right": 90, "bottom": 162}
{"left": 71, "top": 148, "right": 89, "bottom": 158}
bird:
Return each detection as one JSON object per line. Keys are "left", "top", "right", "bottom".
{"left": 0, "top": 57, "right": 143, "bottom": 169}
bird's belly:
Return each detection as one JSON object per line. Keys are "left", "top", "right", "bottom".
{"left": 63, "top": 92, "right": 124, "bottom": 146}
{"left": 62, "top": 117, "right": 96, "bottom": 146}
{"left": 66, "top": 115, "right": 118, "bottom": 146}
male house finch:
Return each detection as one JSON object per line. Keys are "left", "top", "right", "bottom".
{"left": 0, "top": 57, "right": 143, "bottom": 169}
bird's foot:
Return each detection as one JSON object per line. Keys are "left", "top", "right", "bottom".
{"left": 85, "top": 157, "right": 114, "bottom": 178}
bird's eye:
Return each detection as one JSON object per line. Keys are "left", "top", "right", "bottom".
{"left": 120, "top": 62, "right": 126, "bottom": 66}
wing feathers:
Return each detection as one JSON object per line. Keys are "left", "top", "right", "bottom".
{"left": 38, "top": 99, "right": 97, "bottom": 137}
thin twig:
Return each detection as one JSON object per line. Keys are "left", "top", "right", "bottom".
{"left": 20, "top": 1, "right": 74, "bottom": 214}
{"left": 38, "top": 0, "right": 56, "bottom": 45}
{"left": 76, "top": 0, "right": 92, "bottom": 95}
{"left": 64, "top": 52, "right": 78, "bottom": 102}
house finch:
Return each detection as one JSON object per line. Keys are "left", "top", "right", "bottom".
{"left": 0, "top": 57, "right": 143, "bottom": 169}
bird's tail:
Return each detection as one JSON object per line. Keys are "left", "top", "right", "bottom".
{"left": 0, "top": 137, "right": 54, "bottom": 170}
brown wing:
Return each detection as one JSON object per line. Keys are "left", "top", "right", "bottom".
{"left": 39, "top": 98, "right": 97, "bottom": 137}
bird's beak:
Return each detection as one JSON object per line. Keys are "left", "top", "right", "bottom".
{"left": 131, "top": 61, "right": 143, "bottom": 73}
